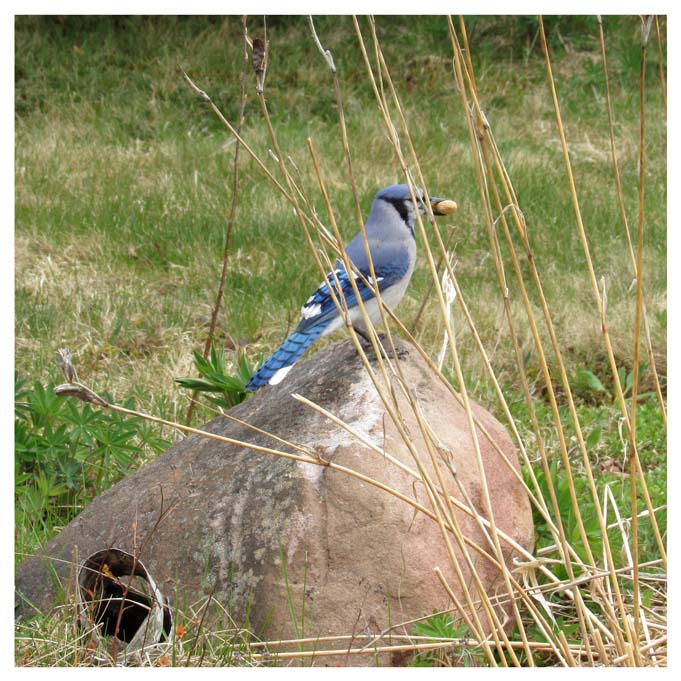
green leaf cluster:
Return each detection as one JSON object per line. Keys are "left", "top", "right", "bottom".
{"left": 15, "top": 374, "right": 171, "bottom": 553}
{"left": 175, "top": 347, "right": 254, "bottom": 409}
{"left": 409, "top": 612, "right": 480, "bottom": 667}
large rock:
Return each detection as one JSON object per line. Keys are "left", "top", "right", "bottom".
{"left": 16, "top": 338, "right": 533, "bottom": 665}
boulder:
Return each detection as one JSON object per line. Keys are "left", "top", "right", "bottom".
{"left": 16, "top": 337, "right": 534, "bottom": 665}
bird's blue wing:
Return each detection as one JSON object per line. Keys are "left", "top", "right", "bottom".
{"left": 296, "top": 263, "right": 406, "bottom": 333}
{"left": 246, "top": 266, "right": 376, "bottom": 391}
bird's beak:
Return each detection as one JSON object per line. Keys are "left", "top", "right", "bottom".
{"left": 429, "top": 196, "right": 458, "bottom": 216}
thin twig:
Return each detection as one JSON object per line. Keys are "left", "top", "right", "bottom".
{"left": 185, "top": 17, "right": 250, "bottom": 427}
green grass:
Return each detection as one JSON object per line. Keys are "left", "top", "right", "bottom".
{"left": 15, "top": 16, "right": 666, "bottom": 401}
{"left": 15, "top": 15, "right": 666, "bottom": 666}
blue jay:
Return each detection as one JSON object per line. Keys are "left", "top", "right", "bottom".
{"left": 246, "top": 184, "right": 457, "bottom": 391}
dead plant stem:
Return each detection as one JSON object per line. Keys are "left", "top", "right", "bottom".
{"left": 185, "top": 18, "right": 249, "bottom": 426}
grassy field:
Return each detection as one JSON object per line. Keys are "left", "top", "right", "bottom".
{"left": 15, "top": 15, "right": 666, "bottom": 666}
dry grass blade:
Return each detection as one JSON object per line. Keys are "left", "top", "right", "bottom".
{"left": 597, "top": 16, "right": 666, "bottom": 427}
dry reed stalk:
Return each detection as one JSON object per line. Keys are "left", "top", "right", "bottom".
{"left": 541, "top": 15, "right": 665, "bottom": 575}
{"left": 244, "top": 628, "right": 628, "bottom": 664}
{"left": 449, "top": 20, "right": 588, "bottom": 580}
{"left": 409, "top": 228, "right": 457, "bottom": 335}
{"left": 474, "top": 14, "right": 632, "bottom": 664}
{"left": 372, "top": 37, "right": 532, "bottom": 664}
{"left": 61, "top": 386, "right": 541, "bottom": 633}
{"left": 447, "top": 22, "right": 571, "bottom": 563}
{"left": 450, "top": 24, "right": 612, "bottom": 660}
{"left": 245, "top": 26, "right": 399, "bottom": 402}
{"left": 628, "top": 15, "right": 654, "bottom": 652}
{"left": 371, "top": 18, "right": 530, "bottom": 663}
{"left": 54, "top": 380, "right": 464, "bottom": 527}
{"left": 545, "top": 15, "right": 669, "bottom": 664}
{"left": 538, "top": 17, "right": 613, "bottom": 576}
{"left": 356, "top": 15, "right": 632, "bottom": 664}
{"left": 308, "top": 17, "right": 365, "bottom": 229}
{"left": 469, "top": 23, "right": 612, "bottom": 659}
{"left": 597, "top": 16, "right": 667, "bottom": 427}
{"left": 654, "top": 17, "right": 667, "bottom": 117}
{"left": 447, "top": 18, "right": 594, "bottom": 662}
{"left": 352, "top": 18, "right": 518, "bottom": 664}
{"left": 306, "top": 20, "right": 508, "bottom": 663}
{"left": 450, "top": 14, "right": 668, "bottom": 664}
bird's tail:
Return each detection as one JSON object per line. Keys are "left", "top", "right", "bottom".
{"left": 246, "top": 327, "right": 324, "bottom": 391}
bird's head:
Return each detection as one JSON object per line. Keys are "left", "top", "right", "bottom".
{"left": 372, "top": 184, "right": 457, "bottom": 236}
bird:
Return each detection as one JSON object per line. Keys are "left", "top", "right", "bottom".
{"left": 245, "top": 184, "right": 457, "bottom": 391}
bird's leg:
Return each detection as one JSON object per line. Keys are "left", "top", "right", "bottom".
{"left": 352, "top": 326, "right": 374, "bottom": 347}
{"left": 352, "top": 327, "right": 409, "bottom": 361}
{"left": 352, "top": 325, "right": 383, "bottom": 360}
